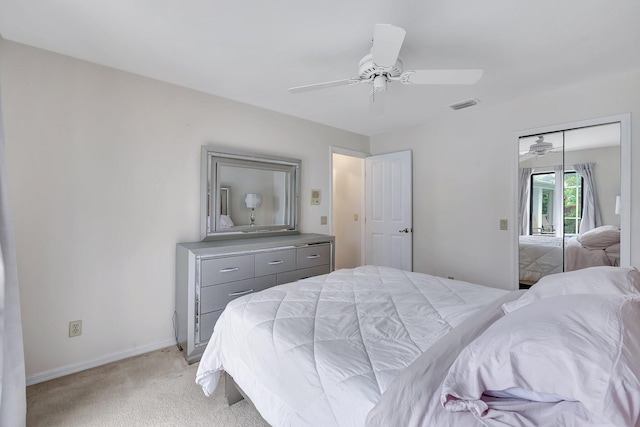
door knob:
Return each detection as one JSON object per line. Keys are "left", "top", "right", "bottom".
{"left": 399, "top": 228, "right": 411, "bottom": 233}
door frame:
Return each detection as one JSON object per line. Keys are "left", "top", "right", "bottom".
{"left": 329, "top": 146, "right": 368, "bottom": 266}
{"left": 514, "top": 113, "right": 631, "bottom": 286}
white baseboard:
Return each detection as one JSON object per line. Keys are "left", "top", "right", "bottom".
{"left": 26, "top": 338, "right": 177, "bottom": 386}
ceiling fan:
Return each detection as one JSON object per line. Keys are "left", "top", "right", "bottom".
{"left": 528, "top": 135, "right": 562, "bottom": 156}
{"left": 288, "top": 24, "right": 484, "bottom": 112}
{"left": 520, "top": 136, "right": 561, "bottom": 161}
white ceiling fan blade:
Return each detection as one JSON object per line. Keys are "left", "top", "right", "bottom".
{"left": 371, "top": 24, "right": 406, "bottom": 68}
{"left": 288, "top": 79, "right": 358, "bottom": 94}
{"left": 401, "top": 69, "right": 483, "bottom": 85}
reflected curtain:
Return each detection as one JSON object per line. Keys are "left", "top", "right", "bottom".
{"left": 518, "top": 167, "right": 532, "bottom": 235}
{"left": 0, "top": 84, "right": 27, "bottom": 425}
{"left": 573, "top": 162, "right": 601, "bottom": 234}
{"left": 553, "top": 165, "right": 565, "bottom": 237}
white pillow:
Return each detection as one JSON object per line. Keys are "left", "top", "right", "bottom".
{"left": 503, "top": 266, "right": 640, "bottom": 313}
{"left": 578, "top": 225, "right": 620, "bottom": 250}
{"left": 441, "top": 293, "right": 640, "bottom": 425}
{"left": 218, "top": 214, "right": 234, "bottom": 229}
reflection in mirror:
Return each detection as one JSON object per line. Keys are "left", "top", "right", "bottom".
{"left": 201, "top": 147, "right": 300, "bottom": 240}
{"left": 218, "top": 187, "right": 233, "bottom": 228}
{"left": 518, "top": 122, "right": 621, "bottom": 286}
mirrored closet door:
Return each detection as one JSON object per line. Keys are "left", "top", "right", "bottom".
{"left": 517, "top": 119, "right": 628, "bottom": 287}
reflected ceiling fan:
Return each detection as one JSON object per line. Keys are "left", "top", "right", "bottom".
{"left": 520, "top": 136, "right": 561, "bottom": 160}
{"left": 288, "top": 24, "right": 483, "bottom": 113}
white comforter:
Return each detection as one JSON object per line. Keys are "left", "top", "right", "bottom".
{"left": 195, "top": 266, "right": 508, "bottom": 427}
{"left": 519, "top": 235, "right": 564, "bottom": 283}
{"left": 366, "top": 288, "right": 635, "bottom": 427}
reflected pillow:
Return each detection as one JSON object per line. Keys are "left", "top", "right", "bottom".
{"left": 218, "top": 215, "right": 234, "bottom": 229}
{"left": 441, "top": 294, "right": 640, "bottom": 425}
{"left": 578, "top": 225, "right": 620, "bottom": 250}
{"left": 503, "top": 266, "right": 640, "bottom": 314}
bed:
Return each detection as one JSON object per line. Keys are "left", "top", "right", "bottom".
{"left": 195, "top": 265, "right": 509, "bottom": 426}
{"left": 367, "top": 265, "right": 640, "bottom": 427}
{"left": 196, "top": 265, "right": 640, "bottom": 426}
{"left": 518, "top": 235, "right": 564, "bottom": 285}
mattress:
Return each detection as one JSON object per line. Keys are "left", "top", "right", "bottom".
{"left": 195, "top": 265, "right": 508, "bottom": 426}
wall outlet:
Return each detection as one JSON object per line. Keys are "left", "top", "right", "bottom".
{"left": 499, "top": 219, "right": 508, "bottom": 230}
{"left": 69, "top": 320, "right": 82, "bottom": 337}
{"left": 320, "top": 216, "right": 327, "bottom": 225}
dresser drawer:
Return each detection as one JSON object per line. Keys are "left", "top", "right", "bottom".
{"left": 296, "top": 244, "right": 331, "bottom": 269}
{"left": 277, "top": 264, "right": 331, "bottom": 285}
{"left": 198, "top": 309, "right": 223, "bottom": 344}
{"left": 255, "top": 249, "right": 296, "bottom": 276}
{"left": 200, "top": 254, "right": 254, "bottom": 286}
{"left": 200, "top": 275, "right": 277, "bottom": 313}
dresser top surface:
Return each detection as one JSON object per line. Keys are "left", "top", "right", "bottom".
{"left": 177, "top": 233, "right": 334, "bottom": 256}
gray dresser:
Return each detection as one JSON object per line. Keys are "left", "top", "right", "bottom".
{"left": 175, "top": 233, "right": 335, "bottom": 363}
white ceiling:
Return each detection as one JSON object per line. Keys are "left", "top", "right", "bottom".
{"left": 1, "top": 1, "right": 640, "bottom": 137}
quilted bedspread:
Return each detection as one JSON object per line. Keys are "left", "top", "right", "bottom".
{"left": 195, "top": 265, "right": 508, "bottom": 427}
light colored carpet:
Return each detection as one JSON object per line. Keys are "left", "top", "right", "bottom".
{"left": 26, "top": 346, "right": 270, "bottom": 427}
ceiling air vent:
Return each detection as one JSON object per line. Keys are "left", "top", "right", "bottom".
{"left": 450, "top": 99, "right": 479, "bottom": 111}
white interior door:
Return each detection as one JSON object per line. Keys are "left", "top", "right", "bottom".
{"left": 365, "top": 150, "right": 412, "bottom": 271}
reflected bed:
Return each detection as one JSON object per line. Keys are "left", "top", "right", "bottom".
{"left": 518, "top": 235, "right": 564, "bottom": 285}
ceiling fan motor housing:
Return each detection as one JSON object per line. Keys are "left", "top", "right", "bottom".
{"left": 358, "top": 53, "right": 403, "bottom": 81}
{"left": 528, "top": 137, "right": 554, "bottom": 155}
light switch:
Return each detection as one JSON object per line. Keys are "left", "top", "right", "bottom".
{"left": 499, "top": 219, "right": 508, "bottom": 230}
{"left": 354, "top": 214, "right": 358, "bottom": 221}
{"left": 311, "top": 189, "right": 321, "bottom": 205}
{"left": 320, "top": 216, "right": 327, "bottom": 225}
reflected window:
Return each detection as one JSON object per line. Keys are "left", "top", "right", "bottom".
{"left": 563, "top": 172, "right": 583, "bottom": 235}
{"left": 529, "top": 171, "right": 582, "bottom": 236}
{"left": 530, "top": 173, "right": 556, "bottom": 235}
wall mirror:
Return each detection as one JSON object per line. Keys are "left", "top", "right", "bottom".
{"left": 517, "top": 115, "right": 630, "bottom": 287}
{"left": 200, "top": 146, "right": 301, "bottom": 240}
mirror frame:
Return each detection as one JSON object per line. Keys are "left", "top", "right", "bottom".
{"left": 514, "top": 113, "right": 631, "bottom": 288}
{"left": 200, "top": 146, "right": 301, "bottom": 241}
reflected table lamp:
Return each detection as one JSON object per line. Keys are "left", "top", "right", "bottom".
{"left": 245, "top": 193, "right": 262, "bottom": 226}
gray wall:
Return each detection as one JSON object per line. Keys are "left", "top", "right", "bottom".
{"left": 371, "top": 69, "right": 640, "bottom": 289}
{"left": 0, "top": 41, "right": 369, "bottom": 382}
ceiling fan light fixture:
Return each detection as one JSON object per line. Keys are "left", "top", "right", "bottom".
{"left": 373, "top": 75, "right": 387, "bottom": 93}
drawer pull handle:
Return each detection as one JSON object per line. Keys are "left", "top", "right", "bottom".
{"left": 306, "top": 254, "right": 321, "bottom": 259}
{"left": 268, "top": 260, "right": 285, "bottom": 265}
{"left": 229, "top": 289, "right": 254, "bottom": 297}
{"left": 220, "top": 267, "right": 240, "bottom": 273}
